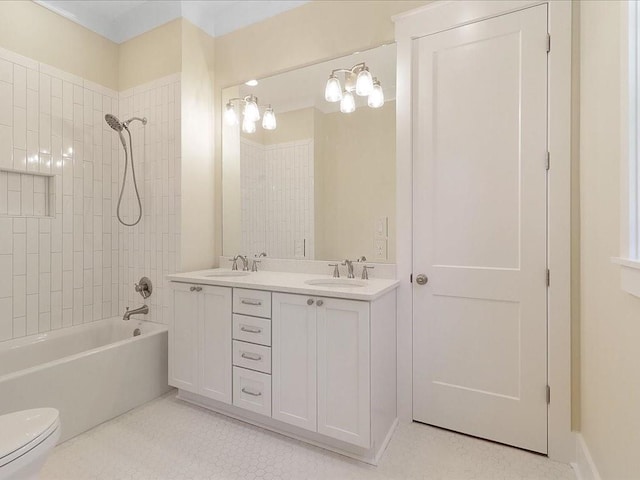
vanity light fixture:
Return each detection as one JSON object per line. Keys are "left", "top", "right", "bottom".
{"left": 340, "top": 91, "right": 356, "bottom": 113}
{"left": 224, "top": 95, "right": 277, "bottom": 133}
{"left": 324, "top": 62, "right": 383, "bottom": 112}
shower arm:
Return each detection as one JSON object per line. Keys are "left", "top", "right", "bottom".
{"left": 124, "top": 117, "right": 148, "bottom": 127}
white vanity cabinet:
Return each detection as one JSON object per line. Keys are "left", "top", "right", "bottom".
{"left": 168, "top": 272, "right": 398, "bottom": 465}
{"left": 169, "top": 283, "right": 232, "bottom": 404}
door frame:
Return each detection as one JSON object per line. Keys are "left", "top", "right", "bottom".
{"left": 393, "top": 0, "right": 573, "bottom": 463}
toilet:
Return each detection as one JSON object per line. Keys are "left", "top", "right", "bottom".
{"left": 0, "top": 408, "right": 61, "bottom": 480}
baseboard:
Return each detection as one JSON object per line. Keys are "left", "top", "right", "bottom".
{"left": 573, "top": 433, "right": 602, "bottom": 480}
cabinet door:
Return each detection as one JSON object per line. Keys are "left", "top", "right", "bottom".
{"left": 200, "top": 285, "right": 232, "bottom": 404}
{"left": 170, "top": 283, "right": 199, "bottom": 393}
{"left": 317, "top": 298, "right": 370, "bottom": 447}
{"left": 272, "top": 293, "right": 317, "bottom": 431}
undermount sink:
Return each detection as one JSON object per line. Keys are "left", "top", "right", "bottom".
{"left": 203, "top": 270, "right": 251, "bottom": 277}
{"left": 305, "top": 278, "right": 366, "bottom": 288}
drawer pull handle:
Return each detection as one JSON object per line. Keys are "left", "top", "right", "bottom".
{"left": 241, "top": 352, "right": 262, "bottom": 361}
{"left": 240, "top": 325, "right": 262, "bottom": 334}
{"left": 241, "top": 299, "right": 262, "bottom": 306}
{"left": 241, "top": 387, "right": 262, "bottom": 397}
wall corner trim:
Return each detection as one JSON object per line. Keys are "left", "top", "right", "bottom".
{"left": 573, "top": 433, "right": 603, "bottom": 480}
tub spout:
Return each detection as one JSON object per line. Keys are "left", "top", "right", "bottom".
{"left": 123, "top": 305, "right": 149, "bottom": 321}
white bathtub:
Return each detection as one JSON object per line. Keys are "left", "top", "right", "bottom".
{"left": 0, "top": 317, "right": 171, "bottom": 442}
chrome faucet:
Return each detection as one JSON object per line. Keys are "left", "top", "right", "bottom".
{"left": 123, "top": 304, "right": 149, "bottom": 321}
{"left": 251, "top": 252, "right": 267, "bottom": 272}
{"left": 229, "top": 255, "right": 249, "bottom": 271}
{"left": 342, "top": 259, "right": 355, "bottom": 279}
{"left": 328, "top": 263, "right": 340, "bottom": 278}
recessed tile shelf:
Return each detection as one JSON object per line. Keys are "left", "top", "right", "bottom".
{"left": 0, "top": 169, "right": 54, "bottom": 218}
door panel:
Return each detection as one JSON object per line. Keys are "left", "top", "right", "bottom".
{"left": 272, "top": 293, "right": 317, "bottom": 431}
{"left": 412, "top": 5, "right": 548, "bottom": 453}
{"left": 317, "top": 298, "right": 370, "bottom": 448}
{"left": 200, "top": 285, "right": 232, "bottom": 403}
{"left": 170, "top": 283, "right": 199, "bottom": 393}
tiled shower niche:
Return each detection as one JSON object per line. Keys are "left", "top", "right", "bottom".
{"left": 0, "top": 170, "right": 54, "bottom": 217}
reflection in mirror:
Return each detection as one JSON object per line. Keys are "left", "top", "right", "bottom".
{"left": 222, "top": 44, "right": 396, "bottom": 263}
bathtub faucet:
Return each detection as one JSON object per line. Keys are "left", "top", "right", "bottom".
{"left": 123, "top": 305, "right": 149, "bottom": 321}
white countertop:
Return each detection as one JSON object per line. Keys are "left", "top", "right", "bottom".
{"left": 167, "top": 269, "right": 400, "bottom": 301}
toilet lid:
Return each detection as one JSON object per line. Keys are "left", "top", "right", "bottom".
{"left": 0, "top": 408, "right": 60, "bottom": 465}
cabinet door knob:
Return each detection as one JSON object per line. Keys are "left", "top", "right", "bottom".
{"left": 316, "top": 299, "right": 324, "bottom": 306}
{"left": 307, "top": 298, "right": 314, "bottom": 305}
{"left": 190, "top": 286, "right": 196, "bottom": 292}
{"left": 416, "top": 274, "right": 428, "bottom": 285}
{"left": 195, "top": 286, "right": 202, "bottom": 292}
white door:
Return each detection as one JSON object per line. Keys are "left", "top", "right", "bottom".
{"left": 170, "top": 283, "right": 199, "bottom": 393}
{"left": 200, "top": 285, "right": 232, "bottom": 404}
{"left": 272, "top": 293, "right": 317, "bottom": 431}
{"left": 412, "top": 5, "right": 549, "bottom": 453}
{"left": 317, "top": 298, "right": 370, "bottom": 448}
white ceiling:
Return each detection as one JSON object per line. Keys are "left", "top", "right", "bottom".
{"left": 35, "top": 0, "right": 309, "bottom": 43}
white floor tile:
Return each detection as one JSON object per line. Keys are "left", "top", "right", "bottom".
{"left": 42, "top": 392, "right": 576, "bottom": 480}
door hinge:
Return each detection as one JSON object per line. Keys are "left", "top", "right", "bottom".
{"left": 410, "top": 273, "right": 413, "bottom": 283}
{"left": 546, "top": 385, "right": 551, "bottom": 404}
{"left": 546, "top": 33, "right": 551, "bottom": 53}
{"left": 546, "top": 269, "right": 550, "bottom": 286}
{"left": 545, "top": 151, "right": 550, "bottom": 170}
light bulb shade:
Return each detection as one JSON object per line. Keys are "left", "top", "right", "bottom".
{"left": 224, "top": 102, "right": 238, "bottom": 126}
{"left": 325, "top": 75, "right": 343, "bottom": 102}
{"left": 356, "top": 67, "right": 374, "bottom": 96}
{"left": 340, "top": 90, "right": 355, "bottom": 113}
{"left": 242, "top": 116, "right": 256, "bottom": 134}
{"left": 262, "top": 108, "right": 277, "bottom": 130}
{"left": 244, "top": 97, "right": 260, "bottom": 122}
{"left": 368, "top": 82, "right": 384, "bottom": 108}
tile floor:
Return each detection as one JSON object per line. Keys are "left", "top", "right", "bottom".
{"left": 42, "top": 392, "right": 576, "bottom": 480}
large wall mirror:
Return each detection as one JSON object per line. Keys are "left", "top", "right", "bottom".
{"left": 222, "top": 44, "right": 396, "bottom": 263}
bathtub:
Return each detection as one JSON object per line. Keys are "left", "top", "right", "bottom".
{"left": 0, "top": 317, "right": 171, "bottom": 442}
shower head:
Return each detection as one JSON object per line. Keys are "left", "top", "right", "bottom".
{"left": 105, "top": 114, "right": 127, "bottom": 149}
{"left": 105, "top": 114, "right": 123, "bottom": 132}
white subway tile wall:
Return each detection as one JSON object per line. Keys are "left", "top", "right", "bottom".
{"left": 240, "top": 138, "right": 314, "bottom": 260}
{"left": 0, "top": 45, "right": 181, "bottom": 341}
{"left": 118, "top": 76, "right": 181, "bottom": 326}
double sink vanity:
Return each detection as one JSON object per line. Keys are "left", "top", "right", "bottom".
{"left": 167, "top": 266, "right": 399, "bottom": 464}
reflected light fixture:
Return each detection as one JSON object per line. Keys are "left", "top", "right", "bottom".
{"left": 224, "top": 95, "right": 277, "bottom": 133}
{"left": 324, "top": 62, "right": 384, "bottom": 112}
{"left": 245, "top": 79, "right": 258, "bottom": 87}
{"left": 262, "top": 106, "right": 277, "bottom": 130}
{"left": 367, "top": 78, "right": 384, "bottom": 108}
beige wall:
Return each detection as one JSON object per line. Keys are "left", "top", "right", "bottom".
{"left": 315, "top": 102, "right": 396, "bottom": 262}
{"left": 0, "top": 0, "right": 119, "bottom": 90}
{"left": 180, "top": 20, "right": 217, "bottom": 272}
{"left": 579, "top": 1, "right": 640, "bottom": 478}
{"left": 213, "top": 0, "right": 430, "bottom": 262}
{"left": 118, "top": 19, "right": 182, "bottom": 91}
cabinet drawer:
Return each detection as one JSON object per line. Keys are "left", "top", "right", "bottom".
{"left": 233, "top": 340, "right": 271, "bottom": 374}
{"left": 233, "top": 314, "right": 271, "bottom": 346}
{"left": 233, "top": 288, "right": 272, "bottom": 318}
{"left": 233, "top": 366, "right": 271, "bottom": 416}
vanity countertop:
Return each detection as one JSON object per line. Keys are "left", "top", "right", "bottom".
{"left": 167, "top": 269, "right": 400, "bottom": 301}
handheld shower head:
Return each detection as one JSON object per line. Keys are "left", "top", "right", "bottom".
{"left": 105, "top": 114, "right": 127, "bottom": 149}
{"left": 105, "top": 114, "right": 123, "bottom": 132}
